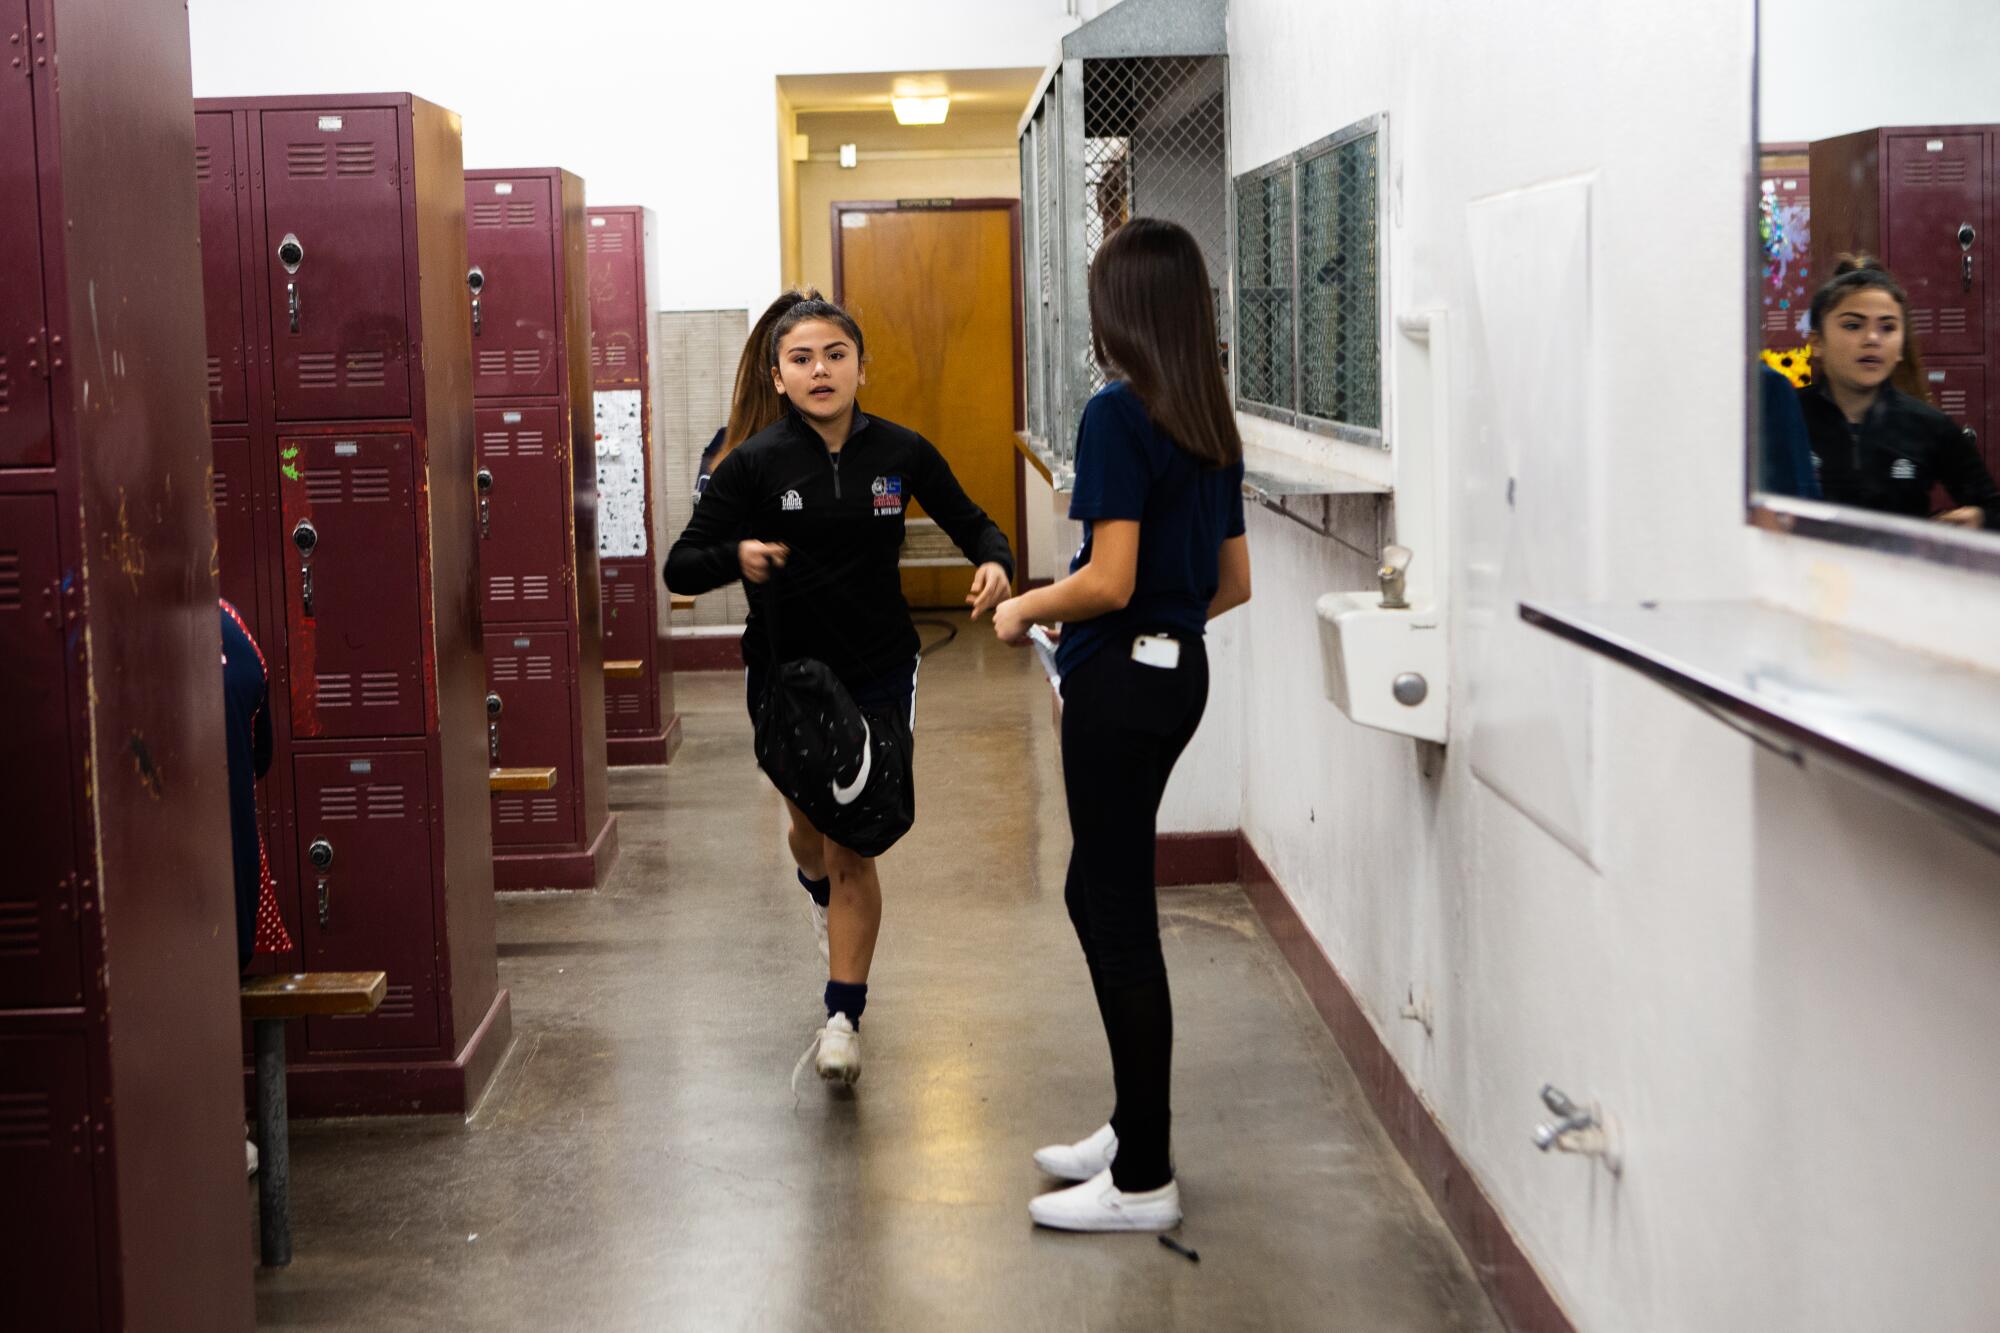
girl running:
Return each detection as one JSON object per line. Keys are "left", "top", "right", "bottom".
{"left": 993, "top": 218, "right": 1252, "bottom": 1230}
{"left": 666, "top": 296, "right": 1014, "bottom": 1085}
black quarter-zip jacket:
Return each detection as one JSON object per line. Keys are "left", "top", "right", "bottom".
{"left": 1798, "top": 381, "right": 2000, "bottom": 528}
{"left": 665, "top": 407, "right": 1015, "bottom": 683}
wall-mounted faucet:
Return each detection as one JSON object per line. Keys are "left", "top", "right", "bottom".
{"left": 1533, "top": 1084, "right": 1621, "bottom": 1175}
{"left": 1378, "top": 544, "right": 1413, "bottom": 609}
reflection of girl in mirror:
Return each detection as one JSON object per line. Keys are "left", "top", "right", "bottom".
{"left": 1798, "top": 255, "right": 1999, "bottom": 530}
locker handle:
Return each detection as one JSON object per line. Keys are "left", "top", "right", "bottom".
{"left": 476, "top": 468, "right": 494, "bottom": 538}
{"left": 486, "top": 692, "right": 503, "bottom": 764}
{"left": 472, "top": 295, "right": 482, "bottom": 337}
{"left": 467, "top": 267, "right": 485, "bottom": 336}
{"left": 308, "top": 838, "right": 333, "bottom": 929}
{"left": 1961, "top": 224, "right": 1977, "bottom": 293}
{"left": 292, "top": 519, "right": 318, "bottom": 618}
{"left": 288, "top": 280, "right": 301, "bottom": 334}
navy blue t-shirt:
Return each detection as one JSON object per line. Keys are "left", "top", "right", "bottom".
{"left": 1055, "top": 381, "right": 1246, "bottom": 675}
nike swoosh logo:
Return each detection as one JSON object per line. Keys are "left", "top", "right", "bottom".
{"left": 830, "top": 717, "right": 873, "bottom": 806}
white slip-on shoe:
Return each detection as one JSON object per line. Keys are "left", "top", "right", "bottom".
{"left": 1033, "top": 1123, "right": 1118, "bottom": 1181}
{"left": 1029, "top": 1166, "right": 1181, "bottom": 1233}
{"left": 812, "top": 1013, "right": 861, "bottom": 1084}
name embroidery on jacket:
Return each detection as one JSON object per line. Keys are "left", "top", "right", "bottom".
{"left": 871, "top": 475, "right": 903, "bottom": 515}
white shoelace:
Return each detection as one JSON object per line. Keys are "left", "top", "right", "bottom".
{"left": 790, "top": 1030, "right": 823, "bottom": 1098}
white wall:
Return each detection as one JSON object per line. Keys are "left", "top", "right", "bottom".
{"left": 186, "top": 1, "right": 1076, "bottom": 314}
{"left": 1760, "top": 0, "right": 2000, "bottom": 141}
{"left": 1229, "top": 1, "right": 2000, "bottom": 1329}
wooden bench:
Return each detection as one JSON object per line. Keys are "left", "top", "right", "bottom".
{"left": 489, "top": 766, "right": 557, "bottom": 792}
{"left": 602, "top": 659, "right": 646, "bottom": 680}
{"left": 241, "top": 971, "right": 387, "bottom": 1267}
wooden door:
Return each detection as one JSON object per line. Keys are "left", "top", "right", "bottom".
{"left": 836, "top": 203, "right": 1021, "bottom": 608}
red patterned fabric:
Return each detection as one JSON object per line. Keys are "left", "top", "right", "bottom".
{"left": 219, "top": 599, "right": 294, "bottom": 956}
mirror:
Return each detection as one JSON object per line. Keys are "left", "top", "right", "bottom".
{"left": 1753, "top": 0, "right": 2000, "bottom": 565}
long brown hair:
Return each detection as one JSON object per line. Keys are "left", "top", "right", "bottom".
{"left": 715, "top": 289, "right": 819, "bottom": 466}
{"left": 1807, "top": 254, "right": 1930, "bottom": 402}
{"left": 1087, "top": 218, "right": 1242, "bottom": 467}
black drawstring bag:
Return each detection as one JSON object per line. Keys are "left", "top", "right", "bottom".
{"left": 751, "top": 568, "right": 915, "bottom": 858}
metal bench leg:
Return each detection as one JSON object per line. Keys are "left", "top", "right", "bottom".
{"left": 253, "top": 1017, "right": 292, "bottom": 1267}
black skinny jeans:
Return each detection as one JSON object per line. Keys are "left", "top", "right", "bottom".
{"left": 1059, "top": 631, "right": 1208, "bottom": 1191}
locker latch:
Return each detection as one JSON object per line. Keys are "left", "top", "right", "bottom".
{"left": 467, "top": 267, "right": 485, "bottom": 336}
{"left": 292, "top": 518, "right": 318, "bottom": 617}
{"left": 486, "top": 692, "right": 503, "bottom": 763}
{"left": 1961, "top": 224, "right": 1977, "bottom": 292}
{"left": 278, "top": 234, "right": 305, "bottom": 331}
{"left": 308, "top": 838, "right": 334, "bottom": 929}
{"left": 476, "top": 468, "right": 494, "bottom": 538}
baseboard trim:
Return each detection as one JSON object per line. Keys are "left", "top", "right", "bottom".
{"left": 1236, "top": 834, "right": 1575, "bottom": 1333}
{"left": 261, "top": 988, "right": 514, "bottom": 1118}
{"left": 1154, "top": 830, "right": 1241, "bottom": 886}
{"left": 666, "top": 631, "right": 743, "bottom": 672}
{"left": 492, "top": 812, "right": 619, "bottom": 891}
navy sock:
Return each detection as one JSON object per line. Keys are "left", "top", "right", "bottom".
{"left": 824, "top": 980, "right": 867, "bottom": 1028}
{"left": 798, "top": 868, "right": 831, "bottom": 908}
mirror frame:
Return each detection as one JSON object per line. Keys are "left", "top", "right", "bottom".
{"left": 1745, "top": 0, "right": 2000, "bottom": 577}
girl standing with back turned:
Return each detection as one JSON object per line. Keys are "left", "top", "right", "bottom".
{"left": 993, "top": 218, "right": 1252, "bottom": 1231}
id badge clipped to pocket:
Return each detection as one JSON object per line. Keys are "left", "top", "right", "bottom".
{"left": 1131, "top": 634, "right": 1182, "bottom": 670}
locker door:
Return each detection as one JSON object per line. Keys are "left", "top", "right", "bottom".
{"left": 468, "top": 176, "right": 559, "bottom": 398}
{"left": 486, "top": 630, "right": 579, "bottom": 846}
{"left": 1761, "top": 168, "right": 1812, "bottom": 352}
{"left": 0, "top": 1035, "right": 98, "bottom": 1327}
{"left": 279, "top": 433, "right": 424, "bottom": 739}
{"left": 586, "top": 211, "right": 641, "bottom": 384}
{"left": 0, "top": 0, "right": 54, "bottom": 469}
{"left": 195, "top": 111, "right": 250, "bottom": 425}
{"left": 0, "top": 497, "right": 81, "bottom": 1009}
{"left": 260, "top": 108, "right": 412, "bottom": 421}
{"left": 210, "top": 433, "right": 262, "bottom": 645}
{"left": 599, "top": 558, "right": 657, "bottom": 734}
{"left": 1886, "top": 132, "right": 1985, "bottom": 358}
{"left": 477, "top": 405, "right": 568, "bottom": 623}
{"left": 293, "top": 751, "right": 441, "bottom": 1052}
{"left": 1924, "top": 362, "right": 1989, "bottom": 513}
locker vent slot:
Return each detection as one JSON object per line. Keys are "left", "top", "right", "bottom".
{"left": 496, "top": 798, "right": 528, "bottom": 825}
{"left": 489, "top": 576, "right": 516, "bottom": 603}
{"left": 472, "top": 202, "right": 506, "bottom": 228}
{"left": 0, "top": 353, "right": 10, "bottom": 408}
{"left": 1938, "top": 311, "right": 1969, "bottom": 337}
{"left": 304, "top": 469, "right": 344, "bottom": 504}
{"left": 338, "top": 982, "right": 415, "bottom": 1021}
{"left": 360, "top": 673, "right": 400, "bottom": 710}
{"left": 490, "top": 656, "right": 521, "bottom": 684}
{"left": 345, "top": 351, "right": 388, "bottom": 388}
{"left": 611, "top": 691, "right": 640, "bottom": 716}
{"left": 507, "top": 202, "right": 538, "bottom": 227}
{"left": 0, "top": 1091, "right": 53, "bottom": 1148}
{"left": 0, "top": 552, "right": 21, "bottom": 610}
{"left": 286, "top": 143, "right": 330, "bottom": 178}
{"left": 514, "top": 430, "right": 546, "bottom": 457}
{"left": 480, "top": 429, "right": 512, "bottom": 457}
{"left": 526, "top": 655, "right": 556, "bottom": 682}
{"left": 316, "top": 675, "right": 355, "bottom": 713}
{"left": 207, "top": 356, "right": 224, "bottom": 395}
{"left": 364, "top": 781, "right": 406, "bottom": 818}
{"left": 298, "top": 353, "right": 339, "bottom": 389}
{"left": 589, "top": 345, "right": 602, "bottom": 367}
{"left": 318, "top": 783, "right": 361, "bottom": 821}
{"left": 603, "top": 344, "right": 628, "bottom": 369}
{"left": 589, "top": 228, "right": 626, "bottom": 254}
{"left": 350, "top": 467, "right": 392, "bottom": 502}
{"left": 1940, "top": 388, "right": 1969, "bottom": 415}
{"left": 211, "top": 471, "right": 233, "bottom": 509}
{"left": 511, "top": 349, "right": 542, "bottom": 376}
{"left": 1901, "top": 156, "right": 1969, "bottom": 187}
{"left": 521, "top": 575, "right": 552, "bottom": 602}
{"left": 609, "top": 581, "right": 636, "bottom": 607}
{"left": 335, "top": 143, "right": 377, "bottom": 177}
{"left": 478, "top": 351, "right": 511, "bottom": 378}
{"left": 529, "top": 798, "right": 560, "bottom": 824}
{"left": 0, "top": 900, "right": 38, "bottom": 954}
{"left": 195, "top": 144, "right": 214, "bottom": 181}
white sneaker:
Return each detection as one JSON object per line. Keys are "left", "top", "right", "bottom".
{"left": 792, "top": 1013, "right": 862, "bottom": 1091}
{"left": 245, "top": 1137, "right": 259, "bottom": 1177}
{"left": 805, "top": 895, "right": 830, "bottom": 962}
{"left": 1034, "top": 1123, "right": 1118, "bottom": 1181}
{"left": 1029, "top": 1166, "right": 1181, "bottom": 1232}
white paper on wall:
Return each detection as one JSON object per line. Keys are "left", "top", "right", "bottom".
{"left": 1463, "top": 174, "right": 1601, "bottom": 865}
{"left": 594, "top": 389, "right": 649, "bottom": 558}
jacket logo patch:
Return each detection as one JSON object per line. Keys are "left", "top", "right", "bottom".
{"left": 1890, "top": 458, "right": 1918, "bottom": 481}
{"left": 871, "top": 475, "right": 903, "bottom": 514}
{"left": 781, "top": 489, "right": 804, "bottom": 511}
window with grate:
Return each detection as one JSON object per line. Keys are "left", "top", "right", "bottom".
{"left": 1234, "top": 168, "right": 1293, "bottom": 410}
{"left": 1298, "top": 131, "right": 1380, "bottom": 431}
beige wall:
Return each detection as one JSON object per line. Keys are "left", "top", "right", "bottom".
{"left": 796, "top": 155, "right": 1020, "bottom": 297}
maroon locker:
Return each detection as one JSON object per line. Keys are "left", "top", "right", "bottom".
{"left": 278, "top": 431, "right": 425, "bottom": 739}
{"left": 477, "top": 404, "right": 569, "bottom": 623}
{"left": 210, "top": 434, "right": 263, "bottom": 644}
{"left": 292, "top": 750, "right": 442, "bottom": 1053}
{"left": 468, "top": 175, "right": 560, "bottom": 397}
{"left": 600, "top": 558, "right": 659, "bottom": 735}
{"left": 0, "top": 12, "right": 53, "bottom": 469}
{"left": 260, "top": 107, "right": 413, "bottom": 422}
{"left": 195, "top": 112, "right": 250, "bottom": 425}
{"left": 1759, "top": 144, "right": 1813, "bottom": 353}
{"left": 1884, "top": 132, "right": 1985, "bottom": 358}
{"left": 0, "top": 495, "right": 81, "bottom": 1010}
{"left": 1926, "top": 362, "right": 1988, "bottom": 445}
{"left": 486, "top": 629, "right": 580, "bottom": 847}
{"left": 586, "top": 209, "right": 642, "bottom": 381}
{"left": 0, "top": 1034, "right": 98, "bottom": 1327}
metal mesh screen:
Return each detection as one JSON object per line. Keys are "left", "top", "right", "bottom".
{"left": 1080, "top": 56, "right": 1228, "bottom": 394}
{"left": 1298, "top": 132, "right": 1381, "bottom": 430}
{"left": 1234, "top": 171, "right": 1293, "bottom": 409}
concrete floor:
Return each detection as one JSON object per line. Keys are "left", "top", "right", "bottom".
{"left": 254, "top": 617, "right": 1501, "bottom": 1332}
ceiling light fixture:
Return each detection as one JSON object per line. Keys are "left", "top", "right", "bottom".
{"left": 839, "top": 143, "right": 858, "bottom": 169}
{"left": 891, "top": 95, "right": 950, "bottom": 126}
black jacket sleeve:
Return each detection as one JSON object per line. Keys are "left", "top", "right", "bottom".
{"left": 909, "top": 437, "right": 1015, "bottom": 580}
{"left": 1933, "top": 423, "right": 2000, "bottom": 529}
{"left": 665, "top": 448, "right": 755, "bottom": 594}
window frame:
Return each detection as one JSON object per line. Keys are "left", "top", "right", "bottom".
{"left": 1230, "top": 112, "right": 1391, "bottom": 450}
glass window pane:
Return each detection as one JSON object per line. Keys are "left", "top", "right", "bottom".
{"left": 1234, "top": 171, "right": 1293, "bottom": 409}
{"left": 1299, "top": 133, "right": 1380, "bottom": 430}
